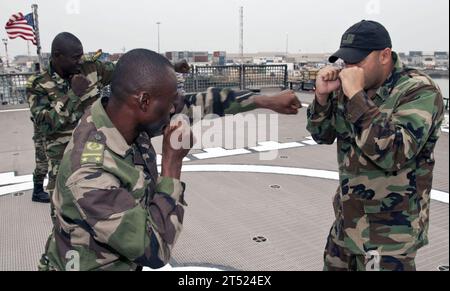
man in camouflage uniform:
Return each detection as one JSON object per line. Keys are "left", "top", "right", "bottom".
{"left": 28, "top": 63, "right": 51, "bottom": 203}
{"left": 41, "top": 49, "right": 188, "bottom": 271}
{"left": 307, "top": 20, "right": 444, "bottom": 271}
{"left": 27, "top": 32, "right": 115, "bottom": 203}
{"left": 40, "top": 49, "right": 301, "bottom": 271}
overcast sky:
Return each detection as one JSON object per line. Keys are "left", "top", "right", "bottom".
{"left": 1, "top": 0, "right": 449, "bottom": 57}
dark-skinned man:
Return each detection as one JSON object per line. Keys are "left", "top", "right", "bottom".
{"left": 27, "top": 32, "right": 115, "bottom": 204}
{"left": 39, "top": 48, "right": 300, "bottom": 271}
{"left": 39, "top": 49, "right": 191, "bottom": 271}
{"left": 27, "top": 62, "right": 50, "bottom": 203}
{"left": 307, "top": 20, "right": 444, "bottom": 271}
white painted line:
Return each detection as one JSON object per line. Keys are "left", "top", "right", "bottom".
{"left": 0, "top": 172, "right": 14, "bottom": 181}
{"left": 0, "top": 173, "right": 47, "bottom": 196}
{"left": 250, "top": 141, "right": 304, "bottom": 152}
{"left": 0, "top": 174, "right": 34, "bottom": 186}
{"left": 302, "top": 136, "right": 337, "bottom": 145}
{"left": 178, "top": 164, "right": 449, "bottom": 204}
{"left": 442, "top": 128, "right": 449, "bottom": 133}
{"left": 0, "top": 182, "right": 34, "bottom": 196}
{"left": 301, "top": 140, "right": 318, "bottom": 145}
{"left": 193, "top": 147, "right": 251, "bottom": 160}
{"left": 181, "top": 164, "right": 339, "bottom": 180}
{"left": 1, "top": 166, "right": 448, "bottom": 204}
{"left": 301, "top": 136, "right": 318, "bottom": 146}
{"left": 0, "top": 108, "right": 29, "bottom": 113}
{"left": 431, "top": 190, "right": 449, "bottom": 204}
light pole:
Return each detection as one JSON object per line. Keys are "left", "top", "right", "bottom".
{"left": 285, "top": 33, "right": 289, "bottom": 58}
{"left": 2, "top": 38, "right": 9, "bottom": 68}
{"left": 156, "top": 22, "right": 161, "bottom": 54}
{"left": 239, "top": 6, "right": 244, "bottom": 64}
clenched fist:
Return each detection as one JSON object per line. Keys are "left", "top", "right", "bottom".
{"left": 339, "top": 67, "right": 365, "bottom": 98}
{"left": 70, "top": 74, "right": 90, "bottom": 97}
{"left": 315, "top": 66, "right": 342, "bottom": 106}
{"left": 161, "top": 118, "right": 194, "bottom": 180}
{"left": 256, "top": 90, "right": 302, "bottom": 115}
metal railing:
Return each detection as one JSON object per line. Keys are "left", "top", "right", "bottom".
{"left": 0, "top": 73, "right": 33, "bottom": 105}
{"left": 0, "top": 65, "right": 288, "bottom": 106}
{"left": 184, "top": 64, "right": 288, "bottom": 93}
{"left": 2, "top": 69, "right": 446, "bottom": 112}
{"left": 243, "top": 65, "right": 288, "bottom": 90}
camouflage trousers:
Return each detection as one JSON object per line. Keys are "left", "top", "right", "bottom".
{"left": 32, "top": 124, "right": 48, "bottom": 185}
{"left": 323, "top": 221, "right": 417, "bottom": 271}
{"left": 45, "top": 142, "right": 67, "bottom": 194}
{"left": 46, "top": 141, "right": 67, "bottom": 220}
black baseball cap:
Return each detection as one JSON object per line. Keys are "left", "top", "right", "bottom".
{"left": 329, "top": 20, "right": 392, "bottom": 64}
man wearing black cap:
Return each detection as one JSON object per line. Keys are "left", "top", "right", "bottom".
{"left": 307, "top": 20, "right": 445, "bottom": 271}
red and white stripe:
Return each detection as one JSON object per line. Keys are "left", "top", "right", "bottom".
{"left": 5, "top": 12, "right": 36, "bottom": 44}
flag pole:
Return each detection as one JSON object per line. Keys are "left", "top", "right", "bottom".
{"left": 31, "top": 4, "right": 42, "bottom": 71}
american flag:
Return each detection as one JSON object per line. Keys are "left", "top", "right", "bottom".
{"left": 5, "top": 12, "right": 37, "bottom": 45}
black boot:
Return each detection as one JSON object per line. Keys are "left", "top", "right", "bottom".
{"left": 32, "top": 183, "right": 50, "bottom": 203}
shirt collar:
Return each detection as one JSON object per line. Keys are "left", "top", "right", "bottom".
{"left": 90, "top": 97, "right": 133, "bottom": 158}
{"left": 374, "top": 51, "right": 405, "bottom": 101}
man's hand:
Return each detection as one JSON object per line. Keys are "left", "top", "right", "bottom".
{"left": 161, "top": 119, "right": 193, "bottom": 180}
{"left": 255, "top": 90, "right": 302, "bottom": 115}
{"left": 71, "top": 74, "right": 90, "bottom": 97}
{"left": 315, "top": 66, "right": 342, "bottom": 106}
{"left": 174, "top": 60, "right": 191, "bottom": 74}
{"left": 339, "top": 67, "right": 365, "bottom": 99}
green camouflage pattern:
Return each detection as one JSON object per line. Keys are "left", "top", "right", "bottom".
{"left": 26, "top": 60, "right": 115, "bottom": 193}
{"left": 324, "top": 223, "right": 417, "bottom": 271}
{"left": 42, "top": 98, "right": 186, "bottom": 271}
{"left": 307, "top": 52, "right": 445, "bottom": 263}
{"left": 182, "top": 87, "right": 257, "bottom": 119}
{"left": 31, "top": 118, "right": 48, "bottom": 185}
{"left": 176, "top": 73, "right": 258, "bottom": 118}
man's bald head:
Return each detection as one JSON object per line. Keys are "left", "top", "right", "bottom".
{"left": 51, "top": 32, "right": 82, "bottom": 57}
{"left": 107, "top": 49, "right": 179, "bottom": 138}
{"left": 111, "top": 49, "right": 177, "bottom": 102}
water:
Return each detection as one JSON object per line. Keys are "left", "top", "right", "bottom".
{"left": 434, "top": 78, "right": 449, "bottom": 100}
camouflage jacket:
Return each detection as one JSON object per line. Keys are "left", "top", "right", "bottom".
{"left": 45, "top": 98, "right": 186, "bottom": 271}
{"left": 176, "top": 72, "right": 258, "bottom": 118}
{"left": 307, "top": 52, "right": 445, "bottom": 256}
{"left": 26, "top": 60, "right": 115, "bottom": 146}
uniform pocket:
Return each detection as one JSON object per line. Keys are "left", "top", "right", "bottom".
{"left": 363, "top": 195, "right": 415, "bottom": 246}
